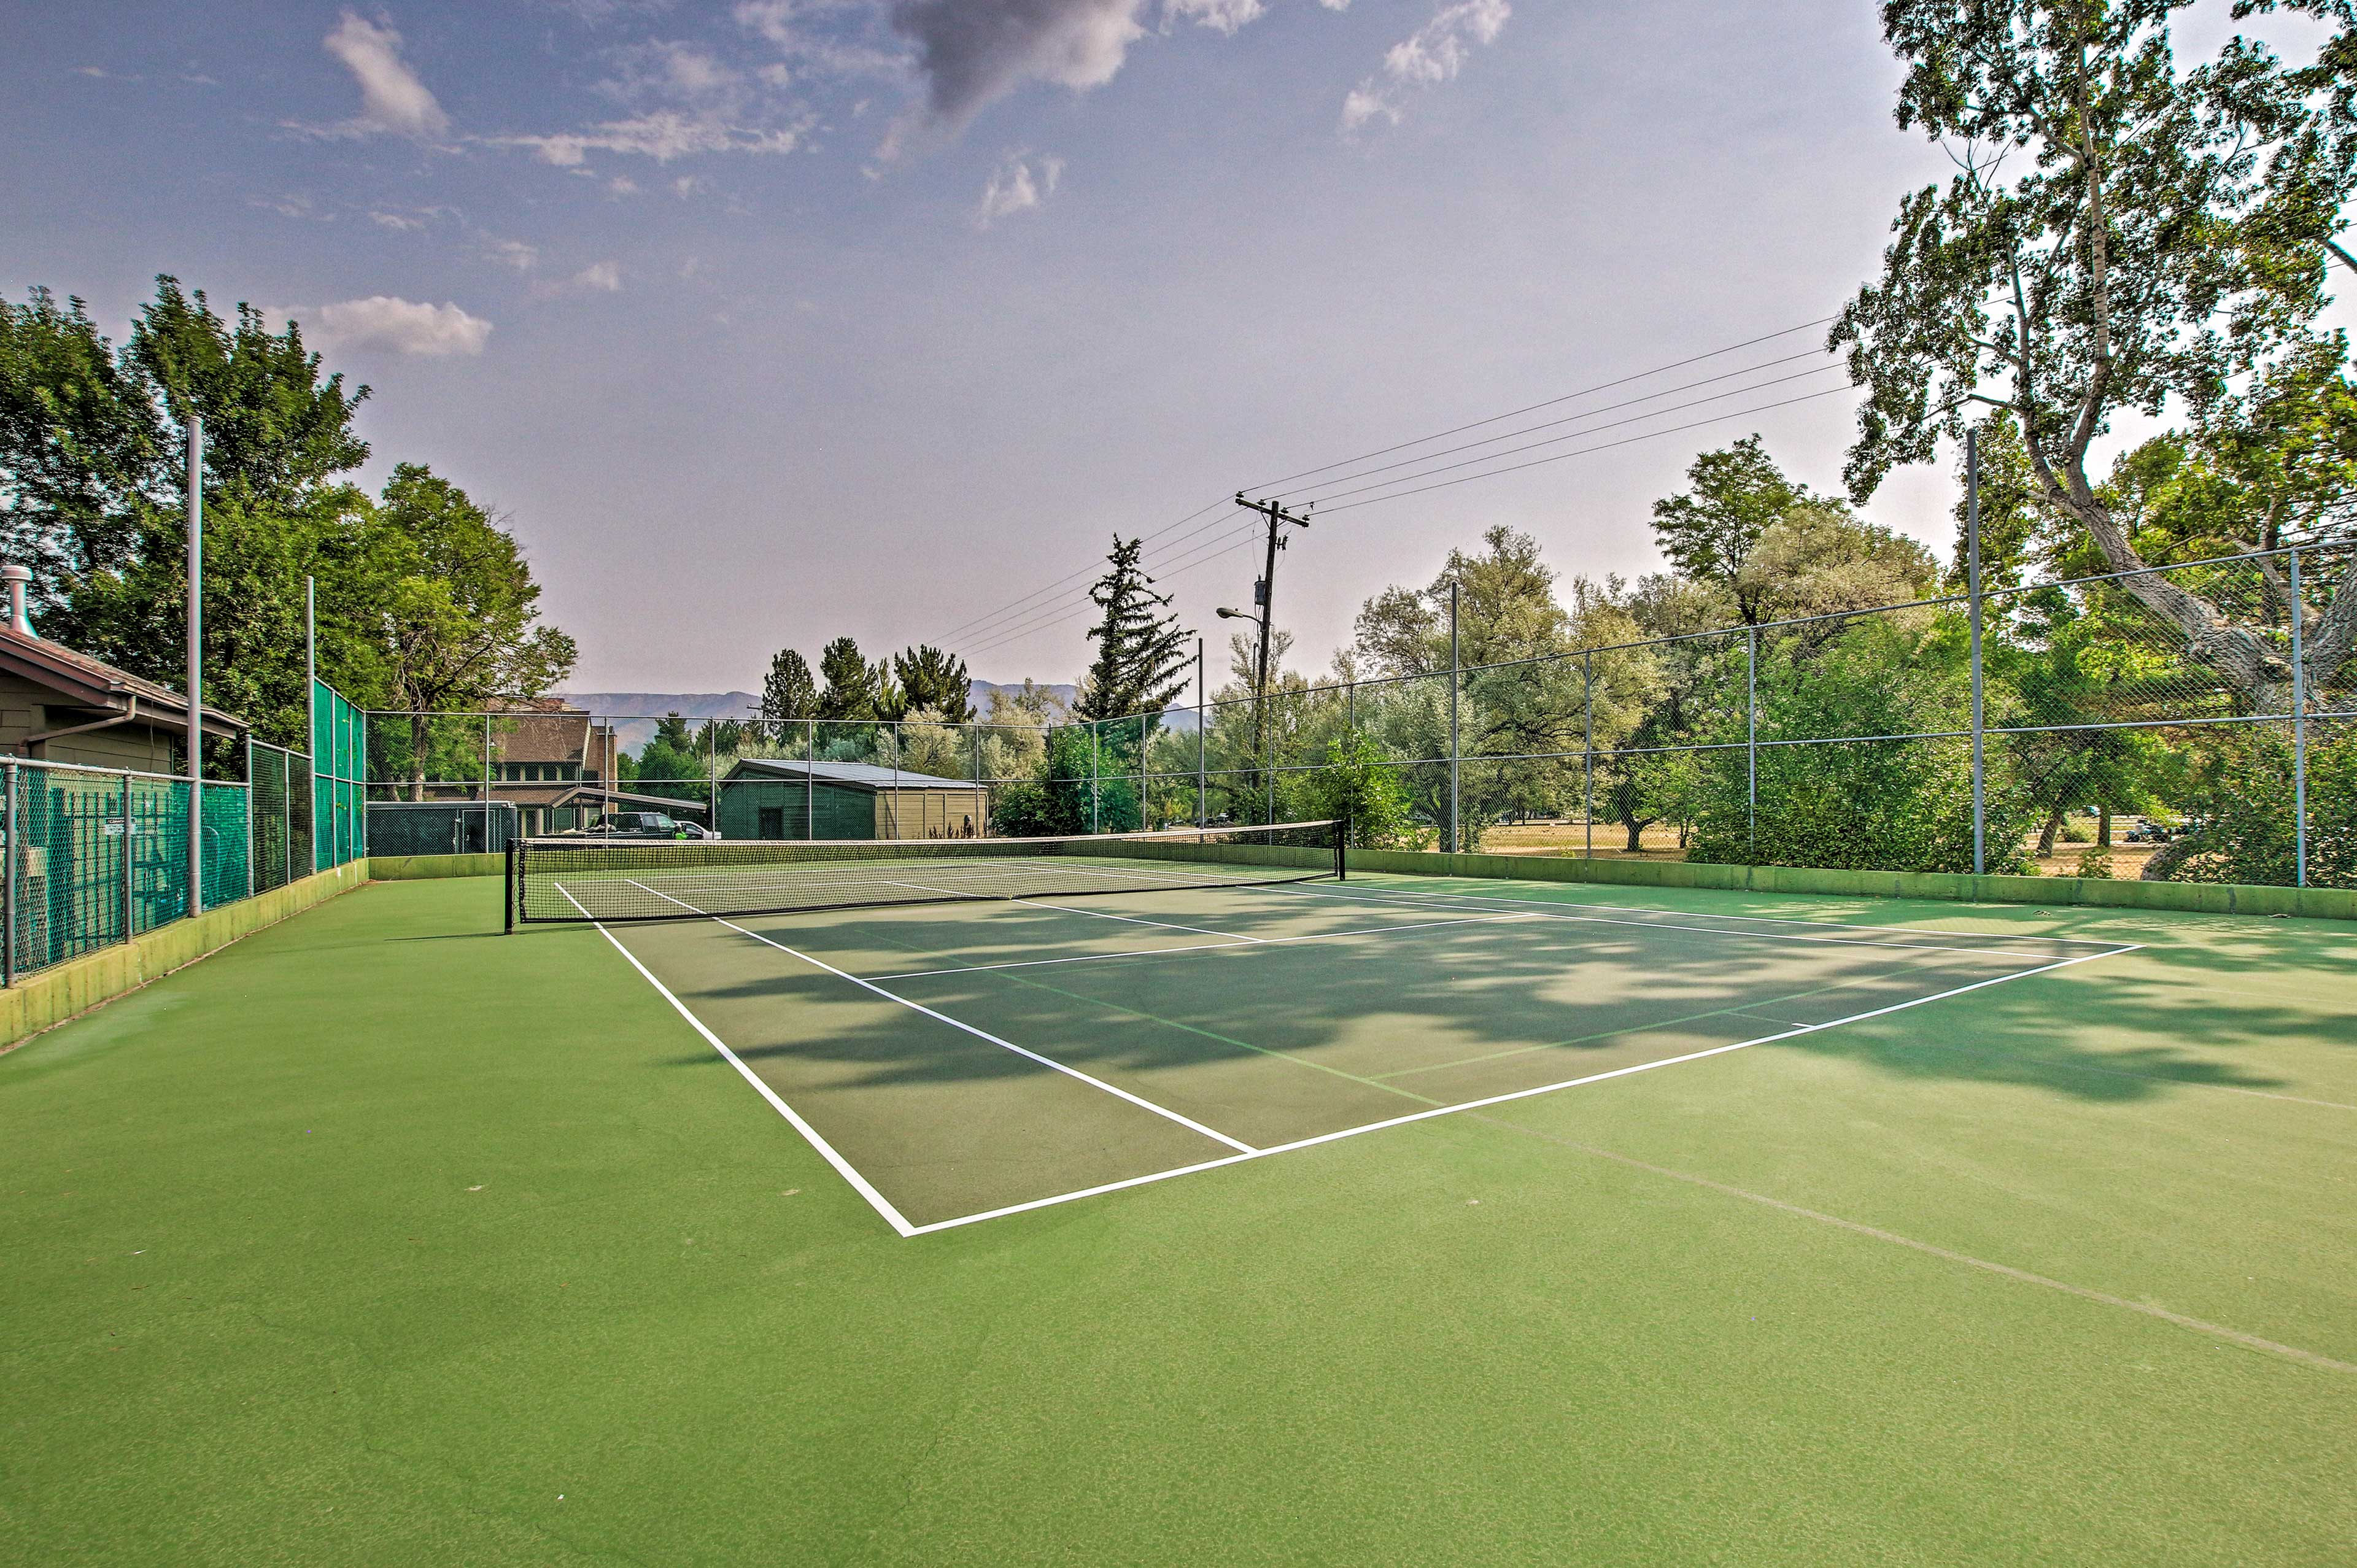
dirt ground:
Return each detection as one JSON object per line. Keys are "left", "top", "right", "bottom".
{"left": 1474, "top": 819, "right": 2162, "bottom": 881}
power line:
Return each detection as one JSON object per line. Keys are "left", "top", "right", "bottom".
{"left": 962, "top": 527, "right": 1263, "bottom": 662}
{"left": 954, "top": 508, "right": 1265, "bottom": 659}
{"left": 1309, "top": 384, "right": 1858, "bottom": 515}
{"left": 1242, "top": 314, "right": 1838, "bottom": 493}
{"left": 1293, "top": 363, "right": 1850, "bottom": 508}
{"left": 932, "top": 493, "right": 1231, "bottom": 646}
{"left": 1260, "top": 346, "right": 1832, "bottom": 503}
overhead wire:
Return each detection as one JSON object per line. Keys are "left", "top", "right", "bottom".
{"left": 1306, "top": 384, "right": 1857, "bottom": 514}
{"left": 1240, "top": 314, "right": 1838, "bottom": 492}
{"left": 1258, "top": 346, "right": 1833, "bottom": 503}
{"left": 953, "top": 313, "right": 1855, "bottom": 665}
{"left": 1288, "top": 362, "right": 1850, "bottom": 508}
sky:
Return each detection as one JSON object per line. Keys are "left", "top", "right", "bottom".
{"left": 4, "top": 1, "right": 2343, "bottom": 694}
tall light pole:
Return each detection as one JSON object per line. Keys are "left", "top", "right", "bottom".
{"left": 185, "top": 414, "right": 204, "bottom": 917}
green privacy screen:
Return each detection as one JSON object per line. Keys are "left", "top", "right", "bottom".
{"left": 312, "top": 678, "right": 365, "bottom": 871}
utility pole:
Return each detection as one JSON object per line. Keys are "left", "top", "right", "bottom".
{"left": 1231, "top": 493, "right": 1310, "bottom": 819}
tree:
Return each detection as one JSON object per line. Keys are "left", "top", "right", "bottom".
{"left": 1352, "top": 525, "right": 1573, "bottom": 675}
{"left": 892, "top": 643, "right": 975, "bottom": 724}
{"left": 1074, "top": 536, "right": 1190, "bottom": 722}
{"left": 1649, "top": 435, "right": 1808, "bottom": 618}
{"left": 759, "top": 648, "right": 818, "bottom": 723}
{"left": 3, "top": 277, "right": 382, "bottom": 748}
{"left": 370, "top": 464, "right": 576, "bottom": 798}
{"left": 815, "top": 636, "right": 893, "bottom": 721}
{"left": 1833, "top": 1, "right": 2357, "bottom": 709}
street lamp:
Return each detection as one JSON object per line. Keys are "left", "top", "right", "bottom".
{"left": 1215, "top": 607, "right": 1261, "bottom": 626}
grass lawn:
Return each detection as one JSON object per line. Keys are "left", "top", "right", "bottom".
{"left": 3, "top": 873, "right": 2353, "bottom": 1565}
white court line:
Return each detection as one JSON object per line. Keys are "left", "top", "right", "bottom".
{"left": 619, "top": 879, "right": 1258, "bottom": 1155}
{"left": 554, "top": 884, "right": 921, "bottom": 1238}
{"left": 989, "top": 855, "right": 2128, "bottom": 950}
{"left": 1260, "top": 880, "right": 2136, "bottom": 965}
{"left": 886, "top": 881, "right": 1263, "bottom": 943}
{"left": 904, "top": 944, "right": 2132, "bottom": 1236}
{"left": 867, "top": 913, "right": 1542, "bottom": 981}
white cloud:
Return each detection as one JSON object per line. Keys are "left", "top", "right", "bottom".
{"left": 320, "top": 10, "right": 449, "bottom": 139}
{"left": 532, "top": 261, "right": 625, "bottom": 297}
{"left": 1341, "top": 0, "right": 1507, "bottom": 133}
{"left": 735, "top": 1, "right": 908, "bottom": 80}
{"left": 673, "top": 174, "right": 710, "bottom": 197}
{"left": 495, "top": 109, "right": 811, "bottom": 165}
{"left": 608, "top": 174, "right": 641, "bottom": 195}
{"left": 369, "top": 210, "right": 427, "bottom": 231}
{"left": 306, "top": 297, "right": 490, "bottom": 356}
{"left": 1163, "top": 0, "right": 1263, "bottom": 35}
{"left": 486, "top": 238, "right": 541, "bottom": 271}
{"left": 975, "top": 153, "right": 1062, "bottom": 228}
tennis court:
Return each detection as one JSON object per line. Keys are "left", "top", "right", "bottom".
{"left": 9, "top": 853, "right": 2356, "bottom": 1565}
{"left": 514, "top": 827, "right": 2137, "bottom": 1232}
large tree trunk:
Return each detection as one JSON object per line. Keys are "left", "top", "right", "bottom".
{"left": 2035, "top": 805, "right": 2065, "bottom": 857}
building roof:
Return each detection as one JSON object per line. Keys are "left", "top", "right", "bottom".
{"left": 723, "top": 757, "right": 983, "bottom": 790}
{"left": 0, "top": 623, "right": 249, "bottom": 732}
{"left": 489, "top": 706, "right": 614, "bottom": 769}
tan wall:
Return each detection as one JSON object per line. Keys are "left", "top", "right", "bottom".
{"left": 873, "top": 787, "right": 989, "bottom": 840}
{"left": 0, "top": 673, "right": 185, "bottom": 773}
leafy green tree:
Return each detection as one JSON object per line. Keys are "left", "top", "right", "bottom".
{"left": 1074, "top": 536, "right": 1190, "bottom": 722}
{"left": 1833, "top": 1, "right": 2357, "bottom": 708}
{"left": 1649, "top": 435, "right": 1808, "bottom": 618}
{"left": 0, "top": 288, "right": 160, "bottom": 604}
{"left": 1283, "top": 735, "right": 1425, "bottom": 848}
{"left": 759, "top": 648, "right": 818, "bottom": 723}
{"left": 816, "top": 636, "right": 896, "bottom": 721}
{"left": 892, "top": 643, "right": 975, "bottom": 723}
{"left": 370, "top": 464, "right": 575, "bottom": 798}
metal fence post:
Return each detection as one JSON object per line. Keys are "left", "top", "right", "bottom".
{"left": 4, "top": 760, "right": 15, "bottom": 988}
{"left": 807, "top": 719, "right": 816, "bottom": 840}
{"left": 1967, "top": 427, "right": 1987, "bottom": 877}
{"left": 2289, "top": 545, "right": 2307, "bottom": 888}
{"left": 1582, "top": 649, "right": 1594, "bottom": 860}
{"left": 1448, "top": 581, "right": 1461, "bottom": 855}
{"left": 120, "top": 772, "right": 134, "bottom": 942}
{"left": 1746, "top": 627, "right": 1758, "bottom": 854}
{"left": 1196, "top": 639, "right": 1207, "bottom": 832}
{"left": 1091, "top": 722, "right": 1101, "bottom": 835}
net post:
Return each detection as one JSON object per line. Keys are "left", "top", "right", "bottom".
{"left": 503, "top": 838, "right": 516, "bottom": 934}
{"left": 1335, "top": 813, "right": 1347, "bottom": 881}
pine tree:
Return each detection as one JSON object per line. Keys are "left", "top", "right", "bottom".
{"left": 1074, "top": 536, "right": 1191, "bottom": 721}
{"left": 891, "top": 644, "right": 975, "bottom": 722}
{"left": 759, "top": 648, "right": 818, "bottom": 722}
{"left": 815, "top": 636, "right": 880, "bottom": 720}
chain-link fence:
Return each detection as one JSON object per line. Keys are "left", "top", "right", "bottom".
{"left": 371, "top": 543, "right": 2352, "bottom": 891}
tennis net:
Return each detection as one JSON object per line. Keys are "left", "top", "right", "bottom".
{"left": 508, "top": 819, "right": 1344, "bottom": 927}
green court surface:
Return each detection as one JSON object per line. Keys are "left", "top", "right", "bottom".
{"left": 4, "top": 870, "right": 2355, "bottom": 1565}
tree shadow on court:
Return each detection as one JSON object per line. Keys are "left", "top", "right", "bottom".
{"left": 641, "top": 898, "right": 2355, "bottom": 1110}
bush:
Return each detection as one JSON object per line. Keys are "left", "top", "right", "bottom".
{"left": 2060, "top": 819, "right": 2095, "bottom": 844}
{"left": 1282, "top": 735, "right": 1428, "bottom": 849}
{"left": 2074, "top": 848, "right": 2115, "bottom": 879}
{"left": 2146, "top": 724, "right": 2356, "bottom": 888}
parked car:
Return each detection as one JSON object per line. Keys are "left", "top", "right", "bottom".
{"left": 594, "top": 811, "right": 710, "bottom": 840}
